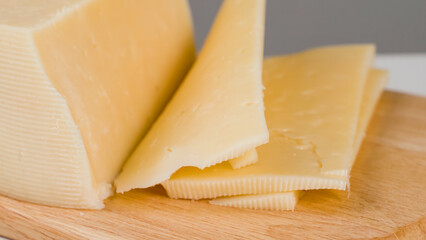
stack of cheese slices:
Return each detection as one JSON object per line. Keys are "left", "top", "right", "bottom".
{"left": 0, "top": 0, "right": 387, "bottom": 210}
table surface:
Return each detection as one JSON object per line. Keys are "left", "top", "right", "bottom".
{"left": 1, "top": 54, "right": 425, "bottom": 240}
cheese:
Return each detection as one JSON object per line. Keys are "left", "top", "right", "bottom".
{"left": 210, "top": 191, "right": 303, "bottom": 211}
{"left": 115, "top": 0, "right": 268, "bottom": 193}
{"left": 210, "top": 69, "right": 388, "bottom": 210}
{"left": 207, "top": 68, "right": 387, "bottom": 208}
{"left": 350, "top": 69, "right": 388, "bottom": 173}
{"left": 162, "top": 47, "right": 386, "bottom": 200}
{"left": 0, "top": 0, "right": 195, "bottom": 209}
{"left": 264, "top": 46, "right": 375, "bottom": 176}
{"left": 162, "top": 138, "right": 345, "bottom": 200}
{"left": 229, "top": 149, "right": 258, "bottom": 170}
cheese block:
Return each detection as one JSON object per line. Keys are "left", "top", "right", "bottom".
{"left": 0, "top": 0, "right": 195, "bottom": 209}
{"left": 210, "top": 191, "right": 303, "bottom": 211}
{"left": 162, "top": 47, "right": 385, "bottom": 200}
{"left": 229, "top": 149, "right": 258, "bottom": 170}
{"left": 115, "top": 0, "right": 268, "bottom": 193}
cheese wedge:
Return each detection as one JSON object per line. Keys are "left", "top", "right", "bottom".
{"left": 229, "top": 149, "right": 258, "bottom": 170}
{"left": 162, "top": 47, "right": 385, "bottom": 200}
{"left": 0, "top": 0, "right": 195, "bottom": 209}
{"left": 210, "top": 191, "right": 303, "bottom": 211}
{"left": 115, "top": 0, "right": 268, "bottom": 193}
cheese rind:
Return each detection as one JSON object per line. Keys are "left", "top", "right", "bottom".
{"left": 0, "top": 26, "right": 102, "bottom": 208}
{"left": 229, "top": 149, "right": 258, "bottom": 170}
{"left": 162, "top": 160, "right": 346, "bottom": 200}
{"left": 0, "top": 0, "right": 195, "bottom": 208}
{"left": 0, "top": 0, "right": 84, "bottom": 28}
{"left": 210, "top": 191, "right": 303, "bottom": 211}
{"left": 115, "top": 0, "right": 268, "bottom": 193}
{"left": 162, "top": 48, "right": 385, "bottom": 200}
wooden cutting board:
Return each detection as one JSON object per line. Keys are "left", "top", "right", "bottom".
{"left": 0, "top": 91, "right": 425, "bottom": 240}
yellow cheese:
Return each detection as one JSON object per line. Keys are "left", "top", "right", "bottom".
{"left": 229, "top": 149, "right": 258, "bottom": 170}
{"left": 210, "top": 191, "right": 303, "bottom": 211}
{"left": 162, "top": 47, "right": 386, "bottom": 200}
{"left": 347, "top": 69, "right": 388, "bottom": 176}
{"left": 211, "top": 69, "right": 388, "bottom": 210}
{"left": 115, "top": 0, "right": 268, "bottom": 193}
{"left": 264, "top": 46, "right": 375, "bottom": 175}
{"left": 0, "top": 0, "right": 195, "bottom": 209}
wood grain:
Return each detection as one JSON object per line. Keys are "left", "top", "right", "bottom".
{"left": 0, "top": 91, "right": 425, "bottom": 240}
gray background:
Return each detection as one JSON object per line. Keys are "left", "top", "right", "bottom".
{"left": 188, "top": 0, "right": 426, "bottom": 55}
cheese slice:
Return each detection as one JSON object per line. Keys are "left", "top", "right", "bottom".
{"left": 264, "top": 46, "right": 375, "bottom": 175}
{"left": 115, "top": 0, "right": 268, "bottom": 193}
{"left": 210, "top": 191, "right": 303, "bottom": 211}
{"left": 0, "top": 0, "right": 195, "bottom": 209}
{"left": 162, "top": 47, "right": 385, "bottom": 200}
{"left": 350, "top": 69, "right": 388, "bottom": 174}
{"left": 229, "top": 149, "right": 258, "bottom": 169}
{"left": 207, "top": 70, "right": 387, "bottom": 208}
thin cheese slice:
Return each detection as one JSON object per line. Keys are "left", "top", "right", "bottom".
{"left": 162, "top": 48, "right": 386, "bottom": 200}
{"left": 210, "top": 191, "right": 303, "bottom": 211}
{"left": 0, "top": 0, "right": 195, "bottom": 209}
{"left": 207, "top": 70, "right": 387, "bottom": 208}
{"left": 350, "top": 69, "right": 388, "bottom": 173}
{"left": 115, "top": 0, "right": 268, "bottom": 193}
{"left": 229, "top": 149, "right": 258, "bottom": 169}
{"left": 264, "top": 46, "right": 375, "bottom": 175}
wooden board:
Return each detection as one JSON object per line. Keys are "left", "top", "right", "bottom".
{"left": 0, "top": 91, "right": 425, "bottom": 240}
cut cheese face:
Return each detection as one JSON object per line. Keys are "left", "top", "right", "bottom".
{"left": 210, "top": 191, "right": 303, "bottom": 211}
{"left": 162, "top": 47, "right": 386, "bottom": 200}
{"left": 229, "top": 149, "right": 258, "bottom": 170}
{"left": 0, "top": 0, "right": 195, "bottom": 209}
{"left": 115, "top": 0, "right": 268, "bottom": 193}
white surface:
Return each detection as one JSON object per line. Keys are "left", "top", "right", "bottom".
{"left": 375, "top": 54, "right": 426, "bottom": 97}
{"left": 0, "top": 54, "right": 425, "bottom": 240}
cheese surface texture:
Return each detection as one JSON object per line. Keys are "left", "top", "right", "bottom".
{"left": 209, "top": 70, "right": 387, "bottom": 209}
{"left": 162, "top": 46, "right": 385, "bottom": 200}
{"left": 115, "top": 0, "right": 268, "bottom": 193}
{"left": 210, "top": 191, "right": 303, "bottom": 211}
{"left": 0, "top": 0, "right": 195, "bottom": 208}
{"left": 348, "top": 69, "right": 388, "bottom": 174}
{"left": 229, "top": 149, "right": 258, "bottom": 170}
{"left": 264, "top": 46, "right": 374, "bottom": 176}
